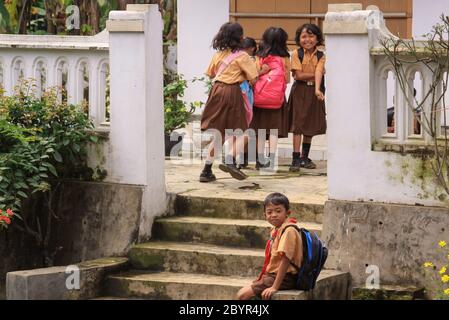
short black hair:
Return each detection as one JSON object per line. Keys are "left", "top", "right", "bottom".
{"left": 263, "top": 193, "right": 290, "bottom": 211}
{"left": 295, "top": 23, "right": 324, "bottom": 47}
{"left": 242, "top": 37, "right": 257, "bottom": 49}
{"left": 257, "top": 27, "right": 290, "bottom": 58}
{"left": 212, "top": 22, "right": 243, "bottom": 52}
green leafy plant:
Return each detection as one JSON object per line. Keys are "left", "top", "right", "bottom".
{"left": 0, "top": 80, "right": 101, "bottom": 265}
{"left": 164, "top": 73, "right": 201, "bottom": 134}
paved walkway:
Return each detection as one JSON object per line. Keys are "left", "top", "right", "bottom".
{"left": 165, "top": 158, "right": 328, "bottom": 205}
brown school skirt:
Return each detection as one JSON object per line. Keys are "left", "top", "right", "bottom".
{"left": 287, "top": 81, "right": 326, "bottom": 136}
{"left": 250, "top": 100, "right": 289, "bottom": 139}
{"left": 251, "top": 273, "right": 297, "bottom": 296}
{"left": 201, "top": 82, "right": 248, "bottom": 136}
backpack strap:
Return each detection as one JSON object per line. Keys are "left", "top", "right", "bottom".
{"left": 280, "top": 224, "right": 304, "bottom": 271}
{"left": 213, "top": 50, "right": 245, "bottom": 82}
{"left": 297, "top": 47, "right": 324, "bottom": 63}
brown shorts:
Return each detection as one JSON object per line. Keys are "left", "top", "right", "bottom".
{"left": 251, "top": 273, "right": 297, "bottom": 296}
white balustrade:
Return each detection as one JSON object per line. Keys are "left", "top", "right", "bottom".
{"left": 0, "top": 31, "right": 110, "bottom": 130}
{"left": 371, "top": 47, "right": 448, "bottom": 146}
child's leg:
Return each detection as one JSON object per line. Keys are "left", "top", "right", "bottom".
{"left": 293, "top": 134, "right": 302, "bottom": 153}
{"left": 218, "top": 134, "right": 248, "bottom": 180}
{"left": 290, "top": 134, "right": 302, "bottom": 172}
{"left": 268, "top": 133, "right": 278, "bottom": 157}
{"left": 301, "top": 135, "right": 313, "bottom": 159}
{"left": 233, "top": 135, "right": 246, "bottom": 165}
{"left": 256, "top": 132, "right": 267, "bottom": 160}
{"left": 200, "top": 133, "right": 223, "bottom": 182}
{"left": 300, "top": 135, "right": 317, "bottom": 169}
{"left": 236, "top": 286, "right": 257, "bottom": 300}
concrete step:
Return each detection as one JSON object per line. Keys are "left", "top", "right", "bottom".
{"left": 352, "top": 285, "right": 426, "bottom": 300}
{"left": 152, "top": 217, "right": 322, "bottom": 249}
{"left": 105, "top": 270, "right": 349, "bottom": 300}
{"left": 129, "top": 241, "right": 265, "bottom": 277}
{"left": 175, "top": 195, "right": 323, "bottom": 223}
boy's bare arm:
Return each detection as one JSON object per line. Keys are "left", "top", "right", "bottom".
{"left": 261, "top": 255, "right": 291, "bottom": 300}
{"left": 294, "top": 70, "right": 315, "bottom": 81}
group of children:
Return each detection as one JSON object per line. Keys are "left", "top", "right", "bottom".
{"left": 199, "top": 22, "right": 326, "bottom": 183}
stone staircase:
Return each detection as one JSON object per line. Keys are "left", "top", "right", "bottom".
{"left": 97, "top": 195, "right": 350, "bottom": 300}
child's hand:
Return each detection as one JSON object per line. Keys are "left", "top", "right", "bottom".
{"left": 261, "top": 287, "right": 278, "bottom": 300}
{"left": 260, "top": 64, "right": 271, "bottom": 75}
{"left": 315, "top": 90, "right": 325, "bottom": 101}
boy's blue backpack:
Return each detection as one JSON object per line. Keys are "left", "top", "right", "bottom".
{"left": 281, "top": 225, "right": 328, "bottom": 291}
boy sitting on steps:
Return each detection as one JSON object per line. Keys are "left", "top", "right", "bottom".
{"left": 236, "top": 192, "right": 303, "bottom": 300}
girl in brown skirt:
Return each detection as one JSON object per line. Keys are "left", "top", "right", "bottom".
{"left": 250, "top": 27, "right": 291, "bottom": 170}
{"left": 200, "top": 22, "right": 259, "bottom": 183}
{"left": 287, "top": 24, "right": 326, "bottom": 172}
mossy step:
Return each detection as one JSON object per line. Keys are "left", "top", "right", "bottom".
{"left": 152, "top": 217, "right": 322, "bottom": 249}
{"left": 106, "top": 271, "right": 250, "bottom": 300}
{"left": 105, "top": 270, "right": 349, "bottom": 300}
{"left": 175, "top": 195, "right": 323, "bottom": 223}
{"left": 352, "top": 285, "right": 426, "bottom": 300}
{"left": 129, "top": 241, "right": 265, "bottom": 277}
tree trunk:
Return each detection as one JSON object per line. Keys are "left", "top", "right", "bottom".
{"left": 118, "top": 0, "right": 135, "bottom": 10}
{"left": 88, "top": 0, "right": 100, "bottom": 35}
{"left": 45, "top": 0, "right": 57, "bottom": 34}
{"left": 18, "top": 0, "right": 32, "bottom": 34}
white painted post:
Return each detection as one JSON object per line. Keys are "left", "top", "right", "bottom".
{"left": 323, "top": 4, "right": 382, "bottom": 202}
{"left": 107, "top": 4, "right": 166, "bottom": 240}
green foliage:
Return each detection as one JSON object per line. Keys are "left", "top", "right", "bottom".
{"left": 0, "top": 1, "right": 11, "bottom": 33}
{"left": 164, "top": 74, "right": 201, "bottom": 133}
{"left": 0, "top": 81, "right": 100, "bottom": 229}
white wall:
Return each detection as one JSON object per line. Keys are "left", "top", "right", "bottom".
{"left": 177, "top": 0, "right": 229, "bottom": 113}
{"left": 413, "top": 0, "right": 449, "bottom": 38}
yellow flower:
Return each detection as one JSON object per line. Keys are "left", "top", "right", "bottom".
{"left": 442, "top": 275, "right": 449, "bottom": 283}
{"left": 439, "top": 241, "right": 447, "bottom": 248}
{"left": 440, "top": 266, "right": 448, "bottom": 275}
{"left": 424, "top": 262, "right": 434, "bottom": 268}
{"left": 445, "top": 288, "right": 449, "bottom": 296}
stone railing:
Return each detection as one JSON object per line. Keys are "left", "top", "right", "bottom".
{"left": 0, "top": 31, "right": 110, "bottom": 130}
{"left": 371, "top": 44, "right": 449, "bottom": 149}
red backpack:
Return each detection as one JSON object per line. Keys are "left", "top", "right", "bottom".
{"left": 253, "top": 55, "right": 286, "bottom": 109}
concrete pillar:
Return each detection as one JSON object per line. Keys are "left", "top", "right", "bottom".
{"left": 323, "top": 4, "right": 375, "bottom": 202}
{"left": 107, "top": 4, "right": 166, "bottom": 240}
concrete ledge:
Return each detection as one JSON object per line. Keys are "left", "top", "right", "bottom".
{"left": 126, "top": 4, "right": 151, "bottom": 12}
{"left": 328, "top": 3, "right": 363, "bottom": 12}
{"left": 106, "top": 20, "right": 144, "bottom": 33}
{"left": 6, "top": 257, "right": 128, "bottom": 300}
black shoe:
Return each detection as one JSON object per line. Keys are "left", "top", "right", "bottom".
{"left": 289, "top": 158, "right": 301, "bottom": 172}
{"left": 199, "top": 171, "right": 216, "bottom": 183}
{"left": 218, "top": 163, "right": 248, "bottom": 181}
{"left": 255, "top": 160, "right": 271, "bottom": 171}
{"left": 237, "top": 159, "right": 249, "bottom": 170}
{"left": 300, "top": 157, "right": 317, "bottom": 169}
